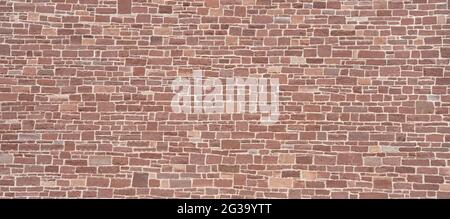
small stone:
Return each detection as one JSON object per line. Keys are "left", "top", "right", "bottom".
{"left": 70, "top": 36, "right": 82, "bottom": 44}
{"left": 42, "top": 28, "right": 57, "bottom": 36}
{"left": 18, "top": 133, "right": 40, "bottom": 141}
{"left": 0, "top": 154, "right": 13, "bottom": 164}
{"left": 23, "top": 66, "right": 36, "bottom": 75}
{"left": 274, "top": 17, "right": 291, "bottom": 24}
{"left": 187, "top": 131, "right": 201, "bottom": 143}
{"left": 118, "top": 0, "right": 132, "bottom": 14}
{"left": 48, "top": 94, "right": 69, "bottom": 101}
{"left": 269, "top": 177, "right": 293, "bottom": 188}
{"left": 291, "top": 16, "right": 304, "bottom": 24}
{"left": 358, "top": 78, "right": 371, "bottom": 85}
{"left": 98, "top": 102, "right": 114, "bottom": 112}
{"left": 373, "top": 0, "right": 387, "bottom": 9}
{"left": 373, "top": 178, "right": 392, "bottom": 189}
{"left": 150, "top": 36, "right": 163, "bottom": 45}
{"left": 88, "top": 156, "right": 112, "bottom": 166}
{"left": 290, "top": 56, "right": 305, "bottom": 64}
{"left": 301, "top": 171, "right": 317, "bottom": 181}
{"left": 440, "top": 184, "right": 450, "bottom": 191}
{"left": 17, "top": 177, "right": 40, "bottom": 186}
{"left": 103, "top": 28, "right": 120, "bottom": 36}
{"left": 364, "top": 157, "right": 382, "bottom": 166}
{"left": 158, "top": 5, "right": 172, "bottom": 14}
{"left": 41, "top": 180, "right": 56, "bottom": 187}
{"left": 381, "top": 146, "right": 400, "bottom": 153}
{"left": 416, "top": 101, "right": 434, "bottom": 114}
{"left": 29, "top": 24, "right": 42, "bottom": 34}
{"left": 132, "top": 172, "right": 148, "bottom": 187}
{"left": 154, "top": 27, "right": 172, "bottom": 35}
{"left": 427, "top": 95, "right": 440, "bottom": 102}
{"left": 70, "top": 179, "right": 86, "bottom": 187}
{"left": 82, "top": 38, "right": 95, "bottom": 45}
{"left": 267, "top": 66, "right": 282, "bottom": 73}
{"left": 226, "top": 36, "right": 238, "bottom": 46}
{"left": 441, "top": 47, "right": 450, "bottom": 58}
{"left": 172, "top": 164, "right": 186, "bottom": 172}
{"left": 337, "top": 153, "right": 363, "bottom": 166}
{"left": 0, "top": 44, "right": 10, "bottom": 56}
{"left": 368, "top": 146, "right": 382, "bottom": 153}
{"left": 205, "top": 0, "right": 219, "bottom": 8}
{"left": 279, "top": 154, "right": 295, "bottom": 164}
{"left": 61, "top": 103, "right": 77, "bottom": 111}
{"left": 437, "top": 16, "right": 446, "bottom": 25}
{"left": 222, "top": 140, "right": 240, "bottom": 149}
{"left": 28, "top": 12, "right": 39, "bottom": 21}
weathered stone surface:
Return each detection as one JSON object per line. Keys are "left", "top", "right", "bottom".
{"left": 88, "top": 156, "right": 112, "bottom": 166}
{"left": 132, "top": 172, "right": 148, "bottom": 188}
{"left": 416, "top": 101, "right": 434, "bottom": 114}
{"left": 0, "top": 154, "right": 13, "bottom": 164}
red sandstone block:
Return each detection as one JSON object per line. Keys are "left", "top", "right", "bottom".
{"left": 391, "top": 26, "right": 406, "bottom": 35}
{"left": 87, "top": 177, "right": 109, "bottom": 187}
{"left": 314, "top": 155, "right": 336, "bottom": 165}
{"left": 296, "top": 155, "right": 313, "bottom": 164}
{"left": 373, "top": 178, "right": 392, "bottom": 189}
{"left": 0, "top": 93, "right": 17, "bottom": 101}
{"left": 332, "top": 50, "right": 352, "bottom": 57}
{"left": 424, "top": 68, "right": 443, "bottom": 77}
{"left": 318, "top": 45, "right": 331, "bottom": 57}
{"left": 314, "top": 29, "right": 329, "bottom": 36}
{"left": 380, "top": 66, "right": 400, "bottom": 76}
{"left": 360, "top": 192, "right": 388, "bottom": 199}
{"left": 326, "top": 180, "right": 347, "bottom": 188}
{"left": 222, "top": 140, "right": 240, "bottom": 149}
{"left": 337, "top": 154, "right": 363, "bottom": 166}
{"left": 125, "top": 58, "right": 147, "bottom": 66}
{"left": 336, "top": 76, "right": 357, "bottom": 85}
{"left": 348, "top": 132, "right": 369, "bottom": 141}
{"left": 17, "top": 177, "right": 40, "bottom": 186}
{"left": 256, "top": 0, "right": 271, "bottom": 5}
{"left": 421, "top": 50, "right": 439, "bottom": 58}
{"left": 214, "top": 179, "right": 232, "bottom": 187}
{"left": 327, "top": 1, "right": 341, "bottom": 9}
{"left": 252, "top": 15, "right": 273, "bottom": 24}
{"left": 188, "top": 58, "right": 210, "bottom": 65}
{"left": 441, "top": 47, "right": 450, "bottom": 58}
{"left": 205, "top": 0, "right": 219, "bottom": 8}
{"left": 328, "top": 16, "right": 346, "bottom": 24}
{"left": 158, "top": 5, "right": 172, "bottom": 14}
{"left": 293, "top": 93, "right": 313, "bottom": 101}
{"left": 358, "top": 51, "right": 385, "bottom": 58}
{"left": 118, "top": 0, "right": 132, "bottom": 14}
{"left": 0, "top": 44, "right": 10, "bottom": 56}
{"left": 300, "top": 132, "right": 316, "bottom": 140}
{"left": 416, "top": 101, "right": 434, "bottom": 114}
{"left": 132, "top": 172, "right": 148, "bottom": 187}
{"left": 331, "top": 30, "right": 356, "bottom": 36}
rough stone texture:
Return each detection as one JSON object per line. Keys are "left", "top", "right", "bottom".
{"left": 0, "top": 154, "right": 13, "bottom": 164}
{"left": 18, "top": 133, "right": 40, "bottom": 141}
{"left": 16, "top": 177, "right": 40, "bottom": 186}
{"left": 416, "top": 101, "right": 435, "bottom": 114}
{"left": 269, "top": 178, "right": 293, "bottom": 188}
{"left": 0, "top": 44, "right": 10, "bottom": 56}
{"left": 132, "top": 172, "right": 149, "bottom": 188}
{"left": 0, "top": 0, "right": 450, "bottom": 199}
{"left": 88, "top": 156, "right": 112, "bottom": 166}
{"left": 118, "top": 0, "right": 132, "bottom": 14}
